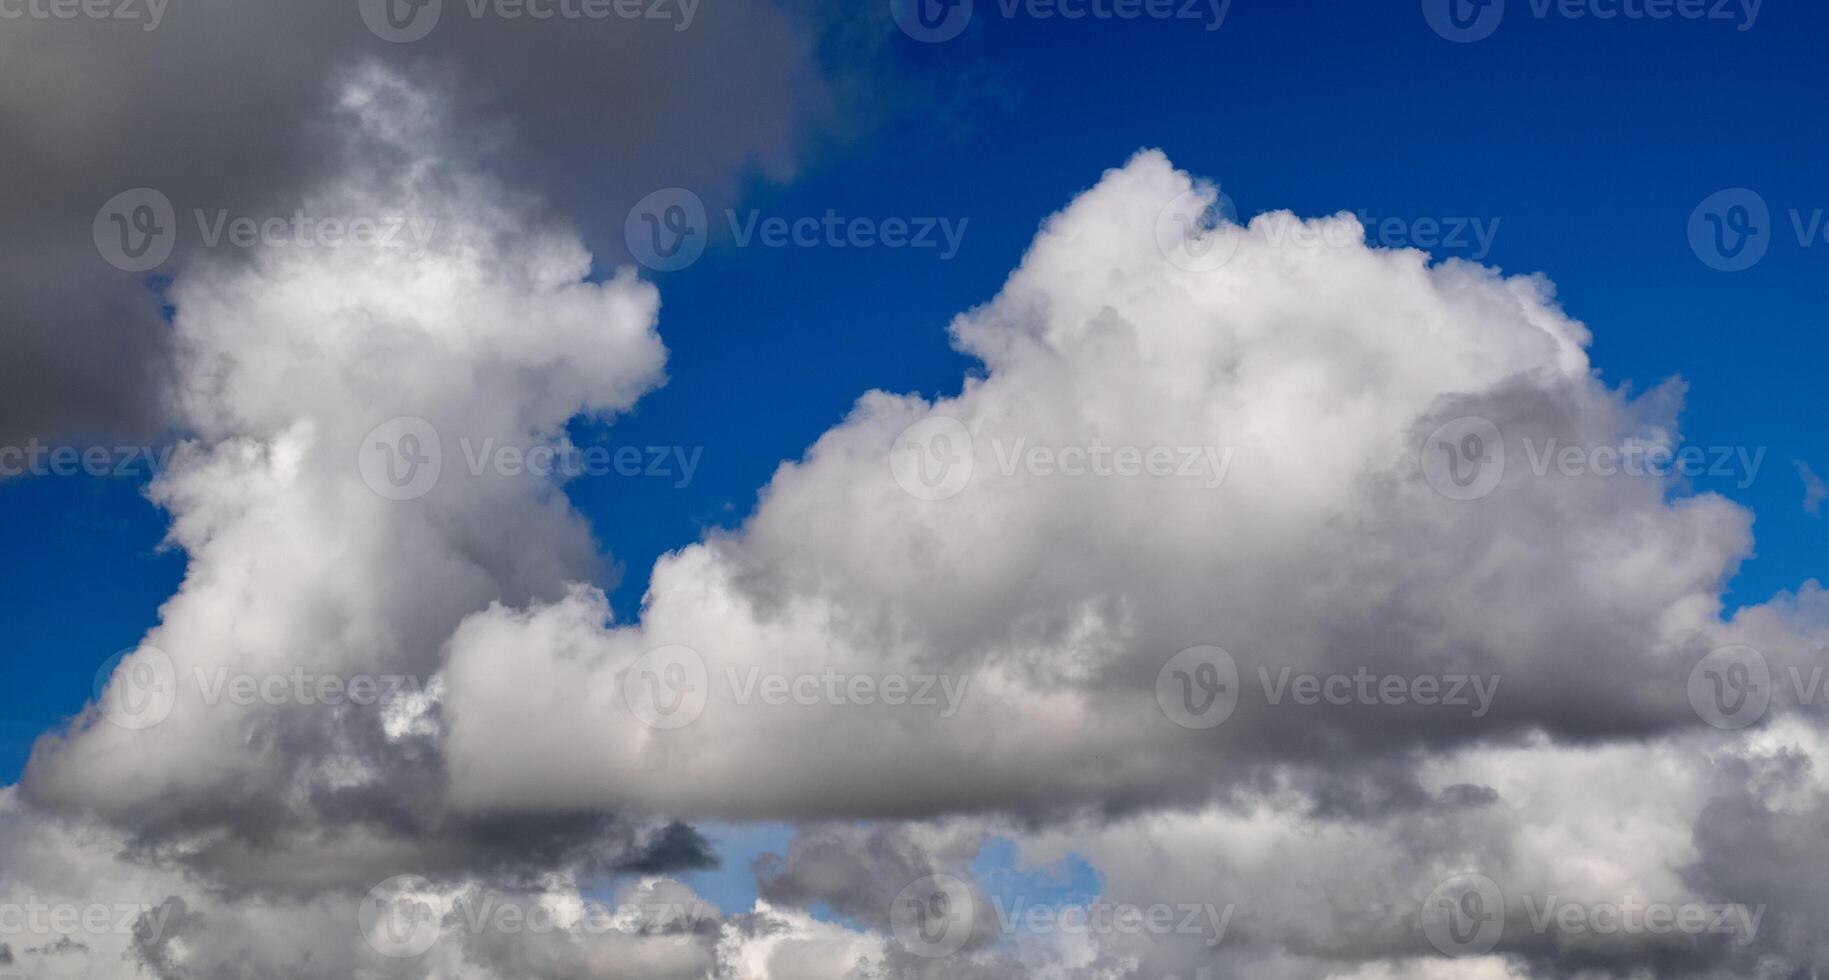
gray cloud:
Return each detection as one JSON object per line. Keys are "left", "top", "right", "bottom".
{"left": 0, "top": 0, "right": 825, "bottom": 447}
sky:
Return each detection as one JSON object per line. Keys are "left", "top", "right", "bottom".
{"left": 6, "top": 0, "right": 1826, "bottom": 781}
{"left": 1, "top": 1, "right": 1827, "bottom": 977}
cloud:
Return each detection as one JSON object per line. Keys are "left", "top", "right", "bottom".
{"left": 21, "top": 64, "right": 681, "bottom": 895}
{"left": 0, "top": 0, "right": 825, "bottom": 447}
{"left": 11, "top": 137, "right": 1829, "bottom": 977}
{"left": 438, "top": 149, "right": 1798, "bottom": 823}
{"left": 1799, "top": 460, "right": 1826, "bottom": 515}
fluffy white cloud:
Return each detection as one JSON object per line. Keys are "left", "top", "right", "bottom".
{"left": 438, "top": 149, "right": 1791, "bottom": 822}
{"left": 22, "top": 65, "right": 677, "bottom": 890}
{"left": 11, "top": 124, "right": 1829, "bottom": 977}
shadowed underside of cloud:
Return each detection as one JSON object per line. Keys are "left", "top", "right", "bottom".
{"left": 7, "top": 68, "right": 1829, "bottom": 978}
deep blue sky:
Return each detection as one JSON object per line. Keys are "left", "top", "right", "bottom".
{"left": 4, "top": 0, "right": 1825, "bottom": 805}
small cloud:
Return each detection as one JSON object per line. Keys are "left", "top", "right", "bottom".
{"left": 1798, "top": 460, "right": 1827, "bottom": 516}
{"left": 25, "top": 936, "right": 88, "bottom": 956}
